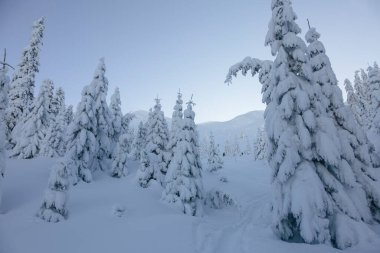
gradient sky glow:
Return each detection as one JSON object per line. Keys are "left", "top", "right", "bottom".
{"left": 1, "top": 0, "right": 379, "bottom": 123}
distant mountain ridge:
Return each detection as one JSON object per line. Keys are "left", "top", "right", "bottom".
{"left": 197, "top": 110, "right": 264, "bottom": 146}
{"left": 129, "top": 110, "right": 264, "bottom": 146}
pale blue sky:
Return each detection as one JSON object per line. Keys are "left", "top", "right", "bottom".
{"left": 1, "top": 0, "right": 379, "bottom": 123}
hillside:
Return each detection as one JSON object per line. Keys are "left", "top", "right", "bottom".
{"left": 130, "top": 110, "right": 264, "bottom": 147}
{"left": 197, "top": 110, "right": 264, "bottom": 146}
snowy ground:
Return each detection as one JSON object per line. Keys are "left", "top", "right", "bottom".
{"left": 1, "top": 157, "right": 380, "bottom": 253}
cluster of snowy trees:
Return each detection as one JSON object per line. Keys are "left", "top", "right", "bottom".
{"left": 222, "top": 134, "right": 252, "bottom": 157}
{"left": 0, "top": 16, "right": 139, "bottom": 219}
{"left": 6, "top": 17, "right": 46, "bottom": 146}
{"left": 344, "top": 64, "right": 380, "bottom": 166}
{"left": 226, "top": 0, "right": 380, "bottom": 249}
{"left": 34, "top": 75, "right": 212, "bottom": 219}
{"left": 38, "top": 59, "right": 135, "bottom": 221}
{"left": 0, "top": 16, "right": 223, "bottom": 219}
{"left": 1, "top": 17, "right": 74, "bottom": 161}
{"left": 135, "top": 92, "right": 205, "bottom": 216}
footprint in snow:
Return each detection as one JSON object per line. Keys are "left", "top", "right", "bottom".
{"left": 112, "top": 204, "right": 126, "bottom": 217}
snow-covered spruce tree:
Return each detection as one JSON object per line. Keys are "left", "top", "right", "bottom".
{"left": 6, "top": 17, "right": 45, "bottom": 139}
{"left": 65, "top": 85, "right": 97, "bottom": 183}
{"left": 253, "top": 127, "right": 267, "bottom": 161}
{"left": 110, "top": 134, "right": 129, "bottom": 178}
{"left": 167, "top": 91, "right": 183, "bottom": 167}
{"left": 344, "top": 79, "right": 362, "bottom": 123}
{"left": 109, "top": 87, "right": 123, "bottom": 147}
{"left": 50, "top": 86, "right": 65, "bottom": 117}
{"left": 121, "top": 112, "right": 134, "bottom": 135}
{"left": 207, "top": 132, "right": 223, "bottom": 173}
{"left": 137, "top": 111, "right": 153, "bottom": 187}
{"left": 10, "top": 78, "right": 54, "bottom": 148}
{"left": 42, "top": 79, "right": 54, "bottom": 124}
{"left": 119, "top": 112, "right": 135, "bottom": 155}
{"left": 367, "top": 63, "right": 380, "bottom": 162}
{"left": 64, "top": 105, "right": 74, "bottom": 126}
{"left": 10, "top": 79, "right": 53, "bottom": 159}
{"left": 367, "top": 63, "right": 380, "bottom": 129}
{"left": 138, "top": 148, "right": 153, "bottom": 188}
{"left": 42, "top": 108, "right": 66, "bottom": 157}
{"left": 307, "top": 26, "right": 380, "bottom": 167}
{"left": 352, "top": 71, "right": 370, "bottom": 128}
{"left": 0, "top": 66, "right": 10, "bottom": 207}
{"left": 162, "top": 98, "right": 203, "bottom": 216}
{"left": 91, "top": 58, "right": 113, "bottom": 171}
{"left": 133, "top": 121, "right": 146, "bottom": 160}
{"left": 37, "top": 159, "right": 69, "bottom": 222}
{"left": 138, "top": 98, "right": 169, "bottom": 186}
{"left": 226, "top": 0, "right": 380, "bottom": 247}
{"left": 344, "top": 65, "right": 380, "bottom": 167}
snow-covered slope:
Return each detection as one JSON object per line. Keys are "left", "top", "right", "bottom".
{"left": 1, "top": 157, "right": 379, "bottom": 253}
{"left": 197, "top": 110, "right": 264, "bottom": 146}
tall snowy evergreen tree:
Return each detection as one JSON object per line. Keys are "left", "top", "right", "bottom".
{"left": 109, "top": 87, "right": 123, "bottom": 147}
{"left": 162, "top": 98, "right": 203, "bottom": 216}
{"left": 253, "top": 128, "right": 267, "bottom": 161}
{"left": 352, "top": 71, "right": 370, "bottom": 128}
{"left": 133, "top": 121, "right": 146, "bottom": 161}
{"left": 42, "top": 108, "right": 66, "bottom": 157}
{"left": 11, "top": 79, "right": 53, "bottom": 159}
{"left": 306, "top": 26, "right": 380, "bottom": 168}
{"left": 65, "top": 85, "right": 97, "bottom": 183}
{"left": 138, "top": 149, "right": 153, "bottom": 188}
{"left": 345, "top": 66, "right": 379, "bottom": 166}
{"left": 91, "top": 58, "right": 113, "bottom": 171}
{"left": 121, "top": 112, "right": 134, "bottom": 135}
{"left": 0, "top": 66, "right": 10, "bottom": 207}
{"left": 37, "top": 159, "right": 69, "bottom": 222}
{"left": 167, "top": 91, "right": 183, "bottom": 167}
{"left": 367, "top": 63, "right": 380, "bottom": 128}
{"left": 225, "top": 0, "right": 380, "bottom": 249}
{"left": 64, "top": 59, "right": 117, "bottom": 182}
{"left": 344, "top": 79, "right": 362, "bottom": 124}
{"left": 367, "top": 63, "right": 380, "bottom": 163}
{"left": 50, "top": 86, "right": 65, "bottom": 117}
{"left": 120, "top": 112, "right": 135, "bottom": 155}
{"left": 207, "top": 132, "right": 223, "bottom": 173}
{"left": 42, "top": 79, "right": 55, "bottom": 123}
{"left": 64, "top": 105, "right": 74, "bottom": 126}
{"left": 137, "top": 98, "right": 169, "bottom": 187}
{"left": 110, "top": 134, "right": 129, "bottom": 178}
{"left": 137, "top": 110, "right": 153, "bottom": 187}
{"left": 6, "top": 17, "right": 45, "bottom": 139}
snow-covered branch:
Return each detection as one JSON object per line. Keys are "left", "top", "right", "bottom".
{"left": 224, "top": 57, "right": 272, "bottom": 84}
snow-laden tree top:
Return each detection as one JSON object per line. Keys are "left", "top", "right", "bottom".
{"left": 265, "top": 0, "right": 302, "bottom": 56}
